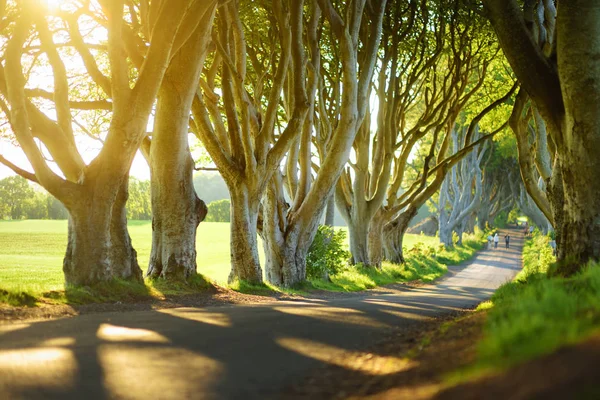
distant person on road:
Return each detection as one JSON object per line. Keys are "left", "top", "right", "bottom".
{"left": 494, "top": 233, "right": 499, "bottom": 249}
{"left": 487, "top": 234, "right": 493, "bottom": 249}
{"left": 505, "top": 234, "right": 510, "bottom": 249}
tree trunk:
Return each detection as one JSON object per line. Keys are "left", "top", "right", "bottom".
{"left": 262, "top": 182, "right": 286, "bottom": 286}
{"left": 348, "top": 218, "right": 370, "bottom": 266}
{"left": 264, "top": 223, "right": 316, "bottom": 288}
{"left": 383, "top": 206, "right": 418, "bottom": 264}
{"left": 324, "top": 195, "right": 335, "bottom": 227}
{"left": 228, "top": 184, "right": 263, "bottom": 284}
{"left": 367, "top": 211, "right": 385, "bottom": 268}
{"left": 146, "top": 12, "right": 213, "bottom": 280}
{"left": 553, "top": 2, "right": 600, "bottom": 275}
{"left": 63, "top": 180, "right": 142, "bottom": 286}
{"left": 263, "top": 182, "right": 319, "bottom": 287}
{"left": 147, "top": 151, "right": 206, "bottom": 279}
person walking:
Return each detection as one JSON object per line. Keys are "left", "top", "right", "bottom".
{"left": 505, "top": 234, "right": 510, "bottom": 249}
{"left": 487, "top": 234, "right": 493, "bottom": 250}
{"left": 493, "top": 233, "right": 499, "bottom": 249}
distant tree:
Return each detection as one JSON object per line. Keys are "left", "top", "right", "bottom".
{"left": 127, "top": 178, "right": 151, "bottom": 220}
{"left": 23, "top": 190, "right": 48, "bottom": 219}
{"left": 47, "top": 195, "right": 68, "bottom": 220}
{"left": 205, "top": 199, "right": 230, "bottom": 223}
{"left": 0, "top": 176, "right": 34, "bottom": 219}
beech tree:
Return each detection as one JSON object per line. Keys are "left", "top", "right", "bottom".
{"left": 335, "top": 0, "right": 444, "bottom": 267}
{"left": 0, "top": 0, "right": 217, "bottom": 285}
{"left": 260, "top": 0, "right": 388, "bottom": 286}
{"left": 438, "top": 127, "right": 487, "bottom": 247}
{"left": 475, "top": 145, "right": 516, "bottom": 230}
{"left": 191, "top": 0, "right": 310, "bottom": 284}
{"left": 372, "top": 7, "right": 516, "bottom": 264}
{"left": 485, "top": 0, "right": 600, "bottom": 274}
{"left": 145, "top": 4, "right": 214, "bottom": 280}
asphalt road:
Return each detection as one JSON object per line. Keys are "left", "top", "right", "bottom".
{"left": 0, "top": 231, "right": 522, "bottom": 400}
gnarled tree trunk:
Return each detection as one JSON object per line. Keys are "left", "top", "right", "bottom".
{"left": 63, "top": 179, "right": 142, "bottom": 286}
{"left": 367, "top": 210, "right": 386, "bottom": 268}
{"left": 383, "top": 206, "right": 418, "bottom": 264}
{"left": 553, "top": 2, "right": 600, "bottom": 273}
{"left": 228, "top": 184, "right": 263, "bottom": 284}
{"left": 146, "top": 15, "right": 213, "bottom": 280}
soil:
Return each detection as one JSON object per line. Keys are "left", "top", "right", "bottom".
{"left": 282, "top": 310, "right": 600, "bottom": 400}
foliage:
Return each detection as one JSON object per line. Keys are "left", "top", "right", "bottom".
{"left": 126, "top": 178, "right": 152, "bottom": 220}
{"left": 0, "top": 176, "right": 152, "bottom": 221}
{"left": 0, "top": 176, "right": 36, "bottom": 219}
{"left": 205, "top": 199, "right": 230, "bottom": 223}
{"left": 474, "top": 232, "right": 600, "bottom": 370}
{"left": 306, "top": 226, "right": 350, "bottom": 280}
{"left": 311, "top": 231, "right": 485, "bottom": 292}
{"left": 493, "top": 209, "right": 509, "bottom": 228}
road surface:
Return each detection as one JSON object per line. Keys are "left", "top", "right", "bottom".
{"left": 0, "top": 232, "right": 522, "bottom": 400}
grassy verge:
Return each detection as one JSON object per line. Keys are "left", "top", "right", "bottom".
{"left": 309, "top": 232, "right": 485, "bottom": 292}
{"left": 0, "top": 275, "right": 214, "bottom": 307}
{"left": 462, "top": 232, "right": 600, "bottom": 376}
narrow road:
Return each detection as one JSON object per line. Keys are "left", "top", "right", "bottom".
{"left": 0, "top": 231, "right": 522, "bottom": 400}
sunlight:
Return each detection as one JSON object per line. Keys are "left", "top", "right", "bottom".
{"left": 156, "top": 308, "right": 232, "bottom": 328}
{"left": 276, "top": 337, "right": 416, "bottom": 376}
{"left": 97, "top": 323, "right": 171, "bottom": 343}
{"left": 99, "top": 345, "right": 223, "bottom": 399}
{"left": 0, "top": 347, "right": 77, "bottom": 392}
{"left": 38, "top": 337, "right": 76, "bottom": 347}
{"left": 273, "top": 305, "right": 388, "bottom": 328}
{"left": 0, "top": 323, "right": 31, "bottom": 335}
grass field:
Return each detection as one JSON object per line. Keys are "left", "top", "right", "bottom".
{"left": 0, "top": 220, "right": 439, "bottom": 297}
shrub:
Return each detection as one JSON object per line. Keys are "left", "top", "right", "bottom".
{"left": 306, "top": 225, "right": 350, "bottom": 280}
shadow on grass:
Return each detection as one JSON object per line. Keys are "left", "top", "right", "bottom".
{"left": 62, "top": 279, "right": 154, "bottom": 305}
{"left": 0, "top": 273, "right": 216, "bottom": 307}
{"left": 229, "top": 279, "right": 311, "bottom": 297}
{"left": 0, "top": 288, "right": 38, "bottom": 307}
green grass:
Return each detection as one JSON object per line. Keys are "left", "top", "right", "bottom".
{"left": 470, "top": 232, "right": 600, "bottom": 373}
{"left": 0, "top": 220, "right": 481, "bottom": 305}
{"left": 310, "top": 233, "right": 484, "bottom": 292}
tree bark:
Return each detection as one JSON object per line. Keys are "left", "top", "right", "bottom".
{"left": 147, "top": 149, "right": 206, "bottom": 279}
{"left": 324, "top": 195, "right": 335, "bottom": 227}
{"left": 63, "top": 180, "right": 143, "bottom": 286}
{"left": 228, "top": 184, "right": 263, "bottom": 284}
{"left": 146, "top": 15, "right": 213, "bottom": 280}
{"left": 367, "top": 210, "right": 386, "bottom": 268}
{"left": 347, "top": 210, "right": 370, "bottom": 266}
{"left": 263, "top": 178, "right": 319, "bottom": 287}
{"left": 553, "top": 1, "right": 600, "bottom": 274}
{"left": 383, "top": 206, "right": 418, "bottom": 264}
